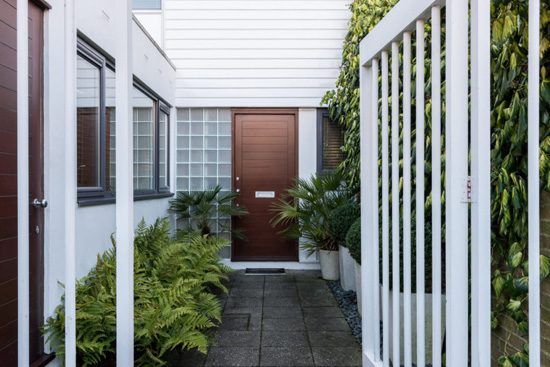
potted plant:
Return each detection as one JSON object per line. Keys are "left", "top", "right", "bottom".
{"left": 168, "top": 185, "right": 248, "bottom": 239}
{"left": 345, "top": 217, "right": 362, "bottom": 314}
{"left": 270, "top": 171, "right": 353, "bottom": 280}
{"left": 328, "top": 202, "right": 360, "bottom": 291}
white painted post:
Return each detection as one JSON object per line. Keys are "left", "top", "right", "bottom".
{"left": 64, "top": 0, "right": 77, "bottom": 364}
{"left": 115, "top": 0, "right": 135, "bottom": 365}
{"left": 402, "top": 31, "right": 412, "bottom": 367}
{"left": 470, "top": 0, "right": 491, "bottom": 366}
{"left": 415, "top": 19, "right": 426, "bottom": 367}
{"left": 528, "top": 0, "right": 541, "bottom": 365}
{"left": 445, "top": 0, "right": 470, "bottom": 365}
{"left": 430, "top": 6, "right": 442, "bottom": 367}
{"left": 360, "top": 62, "right": 374, "bottom": 365}
{"left": 391, "top": 41, "right": 401, "bottom": 367}
{"left": 371, "top": 58, "right": 381, "bottom": 364}
{"left": 381, "top": 50, "right": 391, "bottom": 367}
{"left": 16, "top": 0, "right": 30, "bottom": 364}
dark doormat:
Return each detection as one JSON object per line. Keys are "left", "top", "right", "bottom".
{"left": 244, "top": 268, "right": 285, "bottom": 275}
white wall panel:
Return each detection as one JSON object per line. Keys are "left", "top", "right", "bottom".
{"left": 164, "top": 0, "right": 351, "bottom": 107}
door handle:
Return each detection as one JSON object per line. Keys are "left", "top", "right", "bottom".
{"left": 33, "top": 198, "right": 48, "bottom": 209}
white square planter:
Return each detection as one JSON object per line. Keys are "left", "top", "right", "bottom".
{"left": 379, "top": 285, "right": 447, "bottom": 365}
{"left": 339, "top": 245, "right": 357, "bottom": 291}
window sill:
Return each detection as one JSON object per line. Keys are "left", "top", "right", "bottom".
{"left": 77, "top": 192, "right": 174, "bottom": 207}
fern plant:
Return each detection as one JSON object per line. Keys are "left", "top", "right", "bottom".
{"left": 43, "top": 218, "right": 231, "bottom": 367}
{"left": 168, "top": 185, "right": 248, "bottom": 239}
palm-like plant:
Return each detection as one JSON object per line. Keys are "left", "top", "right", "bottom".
{"left": 168, "top": 185, "right": 248, "bottom": 238}
{"left": 270, "top": 171, "right": 353, "bottom": 256}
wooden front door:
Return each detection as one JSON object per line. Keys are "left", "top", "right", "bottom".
{"left": 0, "top": 1, "right": 45, "bottom": 364}
{"left": 232, "top": 110, "right": 298, "bottom": 261}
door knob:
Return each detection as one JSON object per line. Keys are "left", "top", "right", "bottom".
{"left": 33, "top": 198, "right": 48, "bottom": 209}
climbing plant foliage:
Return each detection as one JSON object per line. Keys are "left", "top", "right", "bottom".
{"left": 323, "top": 0, "right": 550, "bottom": 365}
{"left": 43, "top": 218, "right": 231, "bottom": 366}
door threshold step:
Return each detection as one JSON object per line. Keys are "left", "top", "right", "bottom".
{"left": 244, "top": 268, "right": 285, "bottom": 276}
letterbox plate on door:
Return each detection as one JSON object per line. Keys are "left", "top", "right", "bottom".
{"left": 255, "top": 191, "right": 275, "bottom": 198}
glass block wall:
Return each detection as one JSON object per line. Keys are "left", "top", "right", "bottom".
{"left": 176, "top": 108, "right": 232, "bottom": 257}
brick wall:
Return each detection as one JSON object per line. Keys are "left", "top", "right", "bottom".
{"left": 490, "top": 191, "right": 550, "bottom": 365}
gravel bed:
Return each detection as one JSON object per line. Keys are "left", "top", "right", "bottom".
{"left": 327, "top": 280, "right": 362, "bottom": 345}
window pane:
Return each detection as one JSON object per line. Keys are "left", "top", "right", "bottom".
{"left": 322, "top": 116, "right": 345, "bottom": 171}
{"left": 132, "top": 0, "right": 161, "bottom": 10}
{"left": 76, "top": 55, "right": 101, "bottom": 187}
{"left": 105, "top": 68, "right": 116, "bottom": 192}
{"left": 133, "top": 88, "right": 155, "bottom": 191}
{"left": 159, "top": 111, "right": 169, "bottom": 188}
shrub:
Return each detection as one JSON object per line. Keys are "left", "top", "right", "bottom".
{"left": 270, "top": 171, "right": 354, "bottom": 255}
{"left": 168, "top": 185, "right": 248, "bottom": 238}
{"left": 328, "top": 202, "right": 360, "bottom": 247}
{"left": 346, "top": 217, "right": 361, "bottom": 264}
{"left": 43, "top": 218, "right": 231, "bottom": 367}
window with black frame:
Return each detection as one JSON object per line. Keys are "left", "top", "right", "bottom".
{"left": 76, "top": 40, "right": 116, "bottom": 201}
{"left": 132, "top": 84, "right": 171, "bottom": 196}
{"left": 317, "top": 109, "right": 345, "bottom": 174}
{"left": 76, "top": 39, "right": 171, "bottom": 205}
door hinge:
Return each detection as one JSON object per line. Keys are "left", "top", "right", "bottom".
{"left": 461, "top": 176, "right": 472, "bottom": 203}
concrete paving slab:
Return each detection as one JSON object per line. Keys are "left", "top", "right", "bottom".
{"left": 205, "top": 347, "right": 260, "bottom": 367}
{"left": 260, "top": 347, "right": 314, "bottom": 366}
{"left": 261, "top": 331, "right": 310, "bottom": 347}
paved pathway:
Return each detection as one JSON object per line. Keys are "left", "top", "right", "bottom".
{"left": 168, "top": 270, "right": 362, "bottom": 367}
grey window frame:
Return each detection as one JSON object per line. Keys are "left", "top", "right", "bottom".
{"left": 132, "top": 82, "right": 172, "bottom": 197}
{"left": 76, "top": 38, "right": 173, "bottom": 206}
{"left": 76, "top": 38, "right": 116, "bottom": 201}
{"left": 316, "top": 108, "right": 345, "bottom": 174}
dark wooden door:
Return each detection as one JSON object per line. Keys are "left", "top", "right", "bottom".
{"left": 0, "top": 1, "right": 45, "bottom": 364}
{"left": 232, "top": 110, "right": 298, "bottom": 261}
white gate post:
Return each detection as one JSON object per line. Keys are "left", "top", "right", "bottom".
{"left": 63, "top": 0, "right": 77, "bottom": 364}
{"left": 528, "top": 0, "right": 541, "bottom": 365}
{"left": 16, "top": 0, "right": 30, "bottom": 364}
{"left": 115, "top": 0, "right": 135, "bottom": 365}
{"left": 360, "top": 62, "right": 374, "bottom": 366}
{"left": 470, "top": 0, "right": 491, "bottom": 366}
{"left": 445, "top": 0, "right": 470, "bottom": 365}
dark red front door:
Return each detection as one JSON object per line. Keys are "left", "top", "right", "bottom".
{"left": 0, "top": 1, "right": 45, "bottom": 364}
{"left": 232, "top": 110, "right": 298, "bottom": 261}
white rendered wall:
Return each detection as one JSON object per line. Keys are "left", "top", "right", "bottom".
{"left": 163, "top": 0, "right": 351, "bottom": 107}
{"left": 44, "top": 0, "right": 176, "bottom": 339}
{"left": 298, "top": 108, "right": 319, "bottom": 264}
{"left": 133, "top": 11, "right": 163, "bottom": 48}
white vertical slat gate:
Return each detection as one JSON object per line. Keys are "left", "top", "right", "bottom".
{"left": 359, "top": 0, "right": 542, "bottom": 366}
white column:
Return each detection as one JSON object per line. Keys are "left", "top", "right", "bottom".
{"left": 115, "top": 0, "right": 135, "bottom": 365}
{"left": 415, "top": 19, "right": 426, "bottom": 367}
{"left": 445, "top": 0, "right": 470, "bottom": 365}
{"left": 470, "top": 0, "right": 491, "bottom": 366}
{"left": 431, "top": 6, "right": 442, "bottom": 367}
{"left": 16, "top": 0, "right": 29, "bottom": 364}
{"left": 64, "top": 0, "right": 77, "bottom": 365}
{"left": 528, "top": 0, "right": 541, "bottom": 365}
{"left": 381, "top": 50, "right": 390, "bottom": 367}
{"left": 391, "top": 41, "right": 400, "bottom": 367}
{"left": 402, "top": 30, "right": 412, "bottom": 367}
{"left": 360, "top": 62, "right": 374, "bottom": 365}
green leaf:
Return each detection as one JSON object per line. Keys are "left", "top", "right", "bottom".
{"left": 540, "top": 255, "right": 550, "bottom": 281}
{"left": 493, "top": 274, "right": 506, "bottom": 298}
{"left": 512, "top": 277, "right": 529, "bottom": 295}
{"left": 506, "top": 298, "right": 522, "bottom": 313}
{"left": 509, "top": 351, "right": 529, "bottom": 367}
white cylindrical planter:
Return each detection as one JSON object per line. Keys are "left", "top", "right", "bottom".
{"left": 339, "top": 245, "right": 357, "bottom": 291}
{"left": 355, "top": 262, "right": 362, "bottom": 315}
{"left": 319, "top": 250, "right": 340, "bottom": 280}
{"left": 380, "top": 285, "right": 447, "bottom": 364}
